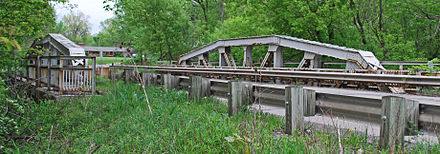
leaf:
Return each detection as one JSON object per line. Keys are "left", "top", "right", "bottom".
{"left": 224, "top": 136, "right": 235, "bottom": 142}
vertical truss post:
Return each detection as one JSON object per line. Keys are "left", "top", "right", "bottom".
{"left": 243, "top": 46, "right": 253, "bottom": 67}
{"left": 218, "top": 47, "right": 228, "bottom": 67}
{"left": 298, "top": 52, "right": 322, "bottom": 69}
{"left": 269, "top": 45, "right": 283, "bottom": 68}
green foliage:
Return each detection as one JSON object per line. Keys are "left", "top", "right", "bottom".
{"left": 103, "top": 0, "right": 193, "bottom": 61}
{"left": 98, "top": 0, "right": 440, "bottom": 63}
{"left": 0, "top": 0, "right": 67, "bottom": 42}
{"left": 0, "top": 0, "right": 64, "bottom": 151}
{"left": 410, "top": 58, "right": 440, "bottom": 74}
{"left": 62, "top": 11, "right": 91, "bottom": 41}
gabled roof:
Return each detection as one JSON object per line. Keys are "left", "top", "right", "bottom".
{"left": 31, "top": 33, "right": 85, "bottom": 56}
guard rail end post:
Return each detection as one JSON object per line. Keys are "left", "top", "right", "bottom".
{"left": 379, "top": 96, "right": 417, "bottom": 150}
{"left": 285, "top": 85, "right": 304, "bottom": 135}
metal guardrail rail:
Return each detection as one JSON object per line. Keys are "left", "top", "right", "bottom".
{"left": 111, "top": 65, "right": 440, "bottom": 87}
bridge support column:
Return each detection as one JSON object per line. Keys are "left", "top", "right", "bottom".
{"left": 269, "top": 45, "right": 283, "bottom": 68}
{"left": 243, "top": 46, "right": 253, "bottom": 67}
{"left": 219, "top": 47, "right": 232, "bottom": 67}
{"left": 298, "top": 52, "right": 323, "bottom": 69}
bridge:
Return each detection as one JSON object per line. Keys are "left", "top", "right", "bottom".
{"left": 178, "top": 35, "right": 385, "bottom": 70}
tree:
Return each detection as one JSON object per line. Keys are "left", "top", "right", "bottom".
{"left": 0, "top": 0, "right": 66, "bottom": 151}
{"left": 62, "top": 11, "right": 91, "bottom": 41}
{"left": 106, "top": 0, "right": 192, "bottom": 61}
{"left": 95, "top": 18, "right": 122, "bottom": 47}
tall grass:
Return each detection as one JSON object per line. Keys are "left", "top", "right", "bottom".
{"left": 8, "top": 81, "right": 440, "bottom": 153}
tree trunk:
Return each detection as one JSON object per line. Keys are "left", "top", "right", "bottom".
{"left": 218, "top": 1, "right": 225, "bottom": 21}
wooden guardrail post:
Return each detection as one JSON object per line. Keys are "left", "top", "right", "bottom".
{"left": 285, "top": 85, "right": 304, "bottom": 134}
{"left": 151, "top": 73, "right": 158, "bottom": 85}
{"left": 241, "top": 82, "right": 253, "bottom": 106}
{"left": 379, "top": 96, "right": 418, "bottom": 150}
{"left": 228, "top": 81, "right": 242, "bottom": 116}
{"left": 143, "top": 72, "right": 157, "bottom": 86}
{"left": 142, "top": 72, "right": 148, "bottom": 87}
{"left": 124, "top": 69, "right": 131, "bottom": 83}
{"left": 303, "top": 89, "right": 316, "bottom": 116}
{"left": 227, "top": 81, "right": 253, "bottom": 116}
{"left": 405, "top": 99, "right": 419, "bottom": 135}
{"left": 110, "top": 66, "right": 115, "bottom": 85}
{"left": 189, "top": 76, "right": 210, "bottom": 103}
{"left": 163, "top": 74, "right": 179, "bottom": 89}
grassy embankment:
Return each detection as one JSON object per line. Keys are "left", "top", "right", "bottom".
{"left": 9, "top": 79, "right": 440, "bottom": 153}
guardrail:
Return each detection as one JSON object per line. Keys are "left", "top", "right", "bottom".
{"left": 111, "top": 65, "right": 440, "bottom": 89}
{"left": 111, "top": 68, "right": 440, "bottom": 149}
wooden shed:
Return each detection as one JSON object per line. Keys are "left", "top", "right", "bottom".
{"left": 27, "top": 34, "right": 97, "bottom": 95}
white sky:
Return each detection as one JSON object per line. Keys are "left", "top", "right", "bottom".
{"left": 54, "top": 0, "right": 115, "bottom": 35}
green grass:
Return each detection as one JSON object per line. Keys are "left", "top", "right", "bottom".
{"left": 6, "top": 79, "right": 440, "bottom": 153}
{"left": 91, "top": 57, "right": 127, "bottom": 65}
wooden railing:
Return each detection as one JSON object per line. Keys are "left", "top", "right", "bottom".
{"left": 26, "top": 56, "right": 97, "bottom": 94}
{"left": 61, "top": 68, "right": 93, "bottom": 92}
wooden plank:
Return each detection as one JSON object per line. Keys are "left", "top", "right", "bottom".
{"left": 405, "top": 99, "right": 419, "bottom": 135}
{"left": 124, "top": 69, "right": 130, "bottom": 83}
{"left": 189, "top": 76, "right": 202, "bottom": 102}
{"left": 163, "top": 74, "right": 178, "bottom": 89}
{"left": 379, "top": 96, "right": 407, "bottom": 149}
{"left": 201, "top": 77, "right": 211, "bottom": 97}
{"left": 92, "top": 57, "right": 96, "bottom": 94}
{"left": 228, "top": 81, "right": 243, "bottom": 116}
{"left": 285, "top": 85, "right": 304, "bottom": 135}
{"left": 36, "top": 56, "right": 41, "bottom": 87}
{"left": 47, "top": 56, "right": 51, "bottom": 90}
{"left": 304, "top": 89, "right": 316, "bottom": 116}
{"left": 241, "top": 81, "right": 253, "bottom": 105}
{"left": 59, "top": 59, "right": 63, "bottom": 95}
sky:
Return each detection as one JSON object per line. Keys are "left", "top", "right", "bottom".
{"left": 54, "top": 0, "right": 115, "bottom": 35}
